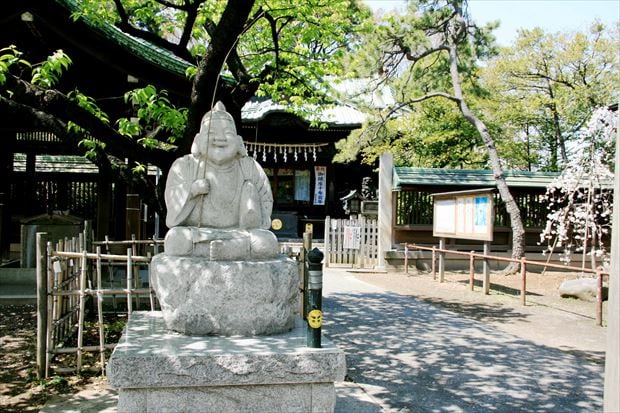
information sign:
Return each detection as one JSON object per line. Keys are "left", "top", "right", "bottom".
{"left": 432, "top": 189, "right": 494, "bottom": 241}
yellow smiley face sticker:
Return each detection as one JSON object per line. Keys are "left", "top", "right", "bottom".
{"left": 307, "top": 309, "right": 322, "bottom": 329}
{"left": 271, "top": 218, "right": 283, "bottom": 230}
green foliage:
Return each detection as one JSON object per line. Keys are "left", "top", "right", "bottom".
{"left": 336, "top": 0, "right": 496, "bottom": 167}
{"left": 4, "top": 0, "right": 375, "bottom": 183}
{"left": 68, "top": 90, "right": 110, "bottom": 124}
{"left": 78, "top": 137, "right": 107, "bottom": 160}
{"left": 132, "top": 161, "right": 147, "bottom": 174}
{"left": 122, "top": 85, "right": 187, "bottom": 145}
{"left": 31, "top": 50, "right": 72, "bottom": 88}
{"left": 480, "top": 22, "right": 619, "bottom": 171}
{"left": 0, "top": 45, "right": 31, "bottom": 86}
{"left": 335, "top": 99, "right": 486, "bottom": 168}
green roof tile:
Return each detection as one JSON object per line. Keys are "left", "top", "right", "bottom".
{"left": 393, "top": 167, "right": 560, "bottom": 191}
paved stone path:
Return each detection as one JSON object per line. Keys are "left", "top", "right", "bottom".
{"left": 323, "top": 269, "right": 604, "bottom": 413}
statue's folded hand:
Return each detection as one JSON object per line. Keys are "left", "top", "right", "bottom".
{"left": 191, "top": 179, "right": 210, "bottom": 196}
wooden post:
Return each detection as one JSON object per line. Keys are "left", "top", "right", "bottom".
{"left": 96, "top": 246, "right": 106, "bottom": 375}
{"left": 45, "top": 241, "right": 54, "bottom": 378}
{"left": 36, "top": 232, "right": 48, "bottom": 379}
{"left": 76, "top": 250, "right": 88, "bottom": 372}
{"left": 469, "top": 251, "right": 475, "bottom": 291}
{"left": 126, "top": 193, "right": 141, "bottom": 241}
{"left": 324, "top": 216, "right": 331, "bottom": 268}
{"left": 483, "top": 241, "right": 490, "bottom": 295}
{"left": 126, "top": 248, "right": 133, "bottom": 314}
{"left": 431, "top": 247, "right": 436, "bottom": 280}
{"left": 439, "top": 238, "right": 446, "bottom": 283}
{"left": 520, "top": 257, "right": 527, "bottom": 306}
{"left": 596, "top": 271, "right": 603, "bottom": 327}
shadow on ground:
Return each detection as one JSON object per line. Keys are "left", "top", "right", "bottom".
{"left": 324, "top": 291, "right": 603, "bottom": 413}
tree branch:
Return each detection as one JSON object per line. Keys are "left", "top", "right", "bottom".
{"left": 4, "top": 74, "right": 175, "bottom": 166}
{"left": 112, "top": 0, "right": 193, "bottom": 61}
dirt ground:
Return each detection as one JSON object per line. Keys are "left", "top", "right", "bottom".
{"left": 0, "top": 304, "right": 106, "bottom": 412}
{"left": 352, "top": 268, "right": 608, "bottom": 361}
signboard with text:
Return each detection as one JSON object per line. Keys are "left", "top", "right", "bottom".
{"left": 432, "top": 189, "right": 494, "bottom": 242}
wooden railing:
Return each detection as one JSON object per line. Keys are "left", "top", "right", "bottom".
{"left": 403, "top": 243, "right": 609, "bottom": 326}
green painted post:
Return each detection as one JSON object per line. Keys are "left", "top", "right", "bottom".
{"left": 306, "top": 248, "right": 324, "bottom": 348}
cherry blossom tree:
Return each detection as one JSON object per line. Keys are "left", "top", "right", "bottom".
{"left": 540, "top": 107, "right": 616, "bottom": 270}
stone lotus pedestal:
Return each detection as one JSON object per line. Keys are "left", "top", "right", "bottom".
{"left": 107, "top": 312, "right": 346, "bottom": 413}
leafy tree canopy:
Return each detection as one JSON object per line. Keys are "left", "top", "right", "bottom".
{"left": 0, "top": 0, "right": 371, "bottom": 214}
{"left": 480, "top": 22, "right": 619, "bottom": 171}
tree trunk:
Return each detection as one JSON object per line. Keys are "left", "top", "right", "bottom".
{"left": 546, "top": 80, "right": 568, "bottom": 167}
{"left": 184, "top": 0, "right": 256, "bottom": 153}
{"left": 448, "top": 44, "right": 525, "bottom": 272}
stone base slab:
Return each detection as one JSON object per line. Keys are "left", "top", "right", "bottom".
{"left": 108, "top": 312, "right": 346, "bottom": 413}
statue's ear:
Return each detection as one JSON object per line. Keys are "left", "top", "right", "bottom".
{"left": 191, "top": 134, "right": 200, "bottom": 156}
{"left": 237, "top": 135, "right": 248, "bottom": 157}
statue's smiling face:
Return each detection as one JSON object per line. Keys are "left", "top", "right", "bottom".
{"left": 202, "top": 116, "right": 240, "bottom": 165}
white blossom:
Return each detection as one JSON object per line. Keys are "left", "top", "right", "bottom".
{"left": 540, "top": 108, "right": 616, "bottom": 268}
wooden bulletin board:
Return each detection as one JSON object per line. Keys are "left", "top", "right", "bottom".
{"left": 432, "top": 188, "right": 494, "bottom": 242}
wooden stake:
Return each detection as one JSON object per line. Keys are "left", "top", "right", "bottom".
{"left": 469, "top": 251, "right": 475, "bottom": 291}
{"left": 36, "top": 232, "right": 48, "bottom": 379}
{"left": 520, "top": 257, "right": 527, "bottom": 306}
{"left": 76, "top": 250, "right": 87, "bottom": 372}
{"left": 431, "top": 247, "right": 436, "bottom": 280}
{"left": 126, "top": 248, "right": 133, "bottom": 314}
{"left": 96, "top": 247, "right": 106, "bottom": 375}
{"left": 483, "top": 241, "right": 490, "bottom": 295}
{"left": 439, "top": 238, "right": 446, "bottom": 283}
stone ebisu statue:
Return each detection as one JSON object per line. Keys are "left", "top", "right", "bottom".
{"left": 163, "top": 101, "right": 279, "bottom": 260}
{"left": 151, "top": 101, "right": 297, "bottom": 337}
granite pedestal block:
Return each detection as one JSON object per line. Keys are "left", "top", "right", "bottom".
{"left": 107, "top": 312, "right": 346, "bottom": 413}
{"left": 150, "top": 254, "right": 299, "bottom": 336}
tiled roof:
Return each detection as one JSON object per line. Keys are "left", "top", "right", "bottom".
{"left": 14, "top": 153, "right": 99, "bottom": 173}
{"left": 393, "top": 167, "right": 561, "bottom": 190}
{"left": 242, "top": 78, "right": 395, "bottom": 127}
{"left": 241, "top": 98, "right": 367, "bottom": 127}
{"left": 57, "top": 0, "right": 193, "bottom": 77}
{"left": 55, "top": 1, "right": 389, "bottom": 127}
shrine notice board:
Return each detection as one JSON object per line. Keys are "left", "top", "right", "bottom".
{"left": 432, "top": 188, "right": 494, "bottom": 242}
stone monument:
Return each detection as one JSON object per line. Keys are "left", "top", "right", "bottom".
{"left": 108, "top": 102, "right": 345, "bottom": 412}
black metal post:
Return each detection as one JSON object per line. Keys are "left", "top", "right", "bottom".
{"left": 306, "top": 248, "right": 324, "bottom": 348}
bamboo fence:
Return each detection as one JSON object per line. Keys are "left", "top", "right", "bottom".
{"left": 36, "top": 229, "right": 162, "bottom": 378}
